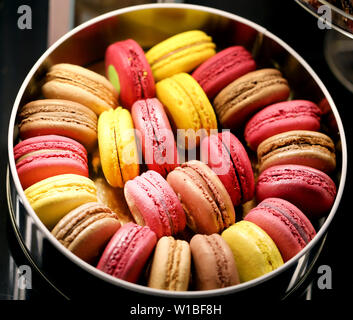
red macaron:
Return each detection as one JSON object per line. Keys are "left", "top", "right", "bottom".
{"left": 97, "top": 222, "right": 157, "bottom": 283}
{"left": 256, "top": 164, "right": 337, "bottom": 218}
{"left": 200, "top": 131, "right": 255, "bottom": 206}
{"left": 105, "top": 39, "right": 155, "bottom": 109}
{"left": 14, "top": 135, "right": 88, "bottom": 189}
{"left": 192, "top": 46, "right": 256, "bottom": 99}
{"left": 245, "top": 198, "right": 316, "bottom": 262}
{"left": 131, "top": 98, "right": 179, "bottom": 177}
{"left": 124, "top": 170, "right": 186, "bottom": 238}
{"left": 244, "top": 100, "right": 322, "bottom": 150}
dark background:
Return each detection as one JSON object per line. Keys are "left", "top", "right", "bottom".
{"left": 0, "top": 0, "right": 352, "bottom": 302}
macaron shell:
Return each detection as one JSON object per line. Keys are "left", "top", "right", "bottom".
{"left": 97, "top": 222, "right": 157, "bottom": 283}
{"left": 131, "top": 98, "right": 179, "bottom": 176}
{"left": 167, "top": 160, "right": 235, "bottom": 234}
{"left": 156, "top": 73, "right": 217, "bottom": 148}
{"left": 190, "top": 234, "right": 240, "bottom": 290}
{"left": 105, "top": 39, "right": 155, "bottom": 108}
{"left": 148, "top": 236, "right": 191, "bottom": 291}
{"left": 146, "top": 30, "right": 216, "bottom": 81}
{"left": 98, "top": 107, "right": 139, "bottom": 188}
{"left": 200, "top": 134, "right": 242, "bottom": 205}
{"left": 220, "top": 131, "right": 255, "bottom": 203}
{"left": 192, "top": 46, "right": 256, "bottom": 99}
{"left": 142, "top": 170, "right": 186, "bottom": 234}
{"left": 42, "top": 63, "right": 118, "bottom": 114}
{"left": 51, "top": 202, "right": 121, "bottom": 264}
{"left": 257, "top": 130, "right": 336, "bottom": 173}
{"left": 24, "top": 174, "right": 97, "bottom": 229}
{"left": 124, "top": 176, "right": 169, "bottom": 238}
{"left": 256, "top": 164, "right": 337, "bottom": 218}
{"left": 222, "top": 221, "right": 283, "bottom": 282}
{"left": 15, "top": 135, "right": 89, "bottom": 189}
{"left": 18, "top": 99, "right": 98, "bottom": 151}
{"left": 214, "top": 68, "right": 290, "bottom": 128}
{"left": 244, "top": 100, "right": 322, "bottom": 150}
{"left": 245, "top": 198, "right": 316, "bottom": 261}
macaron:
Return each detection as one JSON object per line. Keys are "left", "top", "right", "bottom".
{"left": 42, "top": 63, "right": 118, "bottom": 115}
{"left": 98, "top": 107, "right": 139, "bottom": 188}
{"left": 97, "top": 222, "right": 157, "bottom": 283}
{"left": 18, "top": 99, "right": 98, "bottom": 151}
{"left": 14, "top": 135, "right": 89, "bottom": 189}
{"left": 148, "top": 236, "right": 191, "bottom": 291}
{"left": 105, "top": 39, "right": 155, "bottom": 109}
{"left": 166, "top": 160, "right": 235, "bottom": 235}
{"left": 200, "top": 131, "right": 255, "bottom": 206}
{"left": 146, "top": 30, "right": 216, "bottom": 81}
{"left": 190, "top": 233, "right": 240, "bottom": 290}
{"left": 245, "top": 198, "right": 316, "bottom": 262}
{"left": 244, "top": 100, "right": 322, "bottom": 150}
{"left": 156, "top": 72, "right": 217, "bottom": 149}
{"left": 52, "top": 202, "right": 121, "bottom": 264}
{"left": 24, "top": 174, "right": 97, "bottom": 229}
{"left": 192, "top": 46, "right": 256, "bottom": 99}
{"left": 222, "top": 220, "right": 284, "bottom": 282}
{"left": 256, "top": 164, "right": 337, "bottom": 218}
{"left": 124, "top": 170, "right": 186, "bottom": 239}
{"left": 214, "top": 68, "right": 290, "bottom": 129}
{"left": 257, "top": 130, "right": 336, "bottom": 173}
{"left": 131, "top": 98, "right": 179, "bottom": 177}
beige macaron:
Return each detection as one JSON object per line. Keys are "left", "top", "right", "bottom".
{"left": 148, "top": 236, "right": 191, "bottom": 291}
{"left": 42, "top": 63, "right": 118, "bottom": 115}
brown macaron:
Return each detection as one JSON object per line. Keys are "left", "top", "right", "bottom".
{"left": 52, "top": 202, "right": 121, "bottom": 264}
{"left": 214, "top": 68, "right": 290, "bottom": 129}
{"left": 166, "top": 160, "right": 235, "bottom": 235}
{"left": 257, "top": 130, "right": 336, "bottom": 173}
{"left": 42, "top": 63, "right": 118, "bottom": 115}
{"left": 190, "top": 233, "right": 239, "bottom": 290}
{"left": 18, "top": 99, "right": 98, "bottom": 151}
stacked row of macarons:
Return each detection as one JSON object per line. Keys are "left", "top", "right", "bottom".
{"left": 13, "top": 29, "right": 338, "bottom": 291}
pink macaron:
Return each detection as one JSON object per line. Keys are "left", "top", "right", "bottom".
{"left": 200, "top": 131, "right": 255, "bottom": 206}
{"left": 131, "top": 98, "right": 179, "bottom": 177}
{"left": 245, "top": 198, "right": 316, "bottom": 262}
{"left": 244, "top": 100, "right": 322, "bottom": 150}
{"left": 97, "top": 222, "right": 157, "bottom": 283}
{"left": 256, "top": 164, "right": 337, "bottom": 218}
{"left": 105, "top": 39, "right": 155, "bottom": 109}
{"left": 124, "top": 170, "right": 186, "bottom": 238}
{"left": 14, "top": 135, "right": 88, "bottom": 189}
{"left": 192, "top": 46, "right": 256, "bottom": 99}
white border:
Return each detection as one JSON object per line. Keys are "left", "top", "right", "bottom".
{"left": 7, "top": 3, "right": 347, "bottom": 298}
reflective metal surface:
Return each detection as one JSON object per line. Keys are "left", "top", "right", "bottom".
{"left": 7, "top": 4, "right": 347, "bottom": 299}
{"left": 296, "top": 0, "right": 353, "bottom": 38}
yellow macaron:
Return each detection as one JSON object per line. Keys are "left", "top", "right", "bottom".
{"left": 222, "top": 220, "right": 283, "bottom": 282}
{"left": 24, "top": 174, "right": 97, "bottom": 229}
{"left": 146, "top": 30, "right": 216, "bottom": 81}
{"left": 156, "top": 72, "right": 217, "bottom": 149}
{"left": 98, "top": 107, "right": 139, "bottom": 188}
